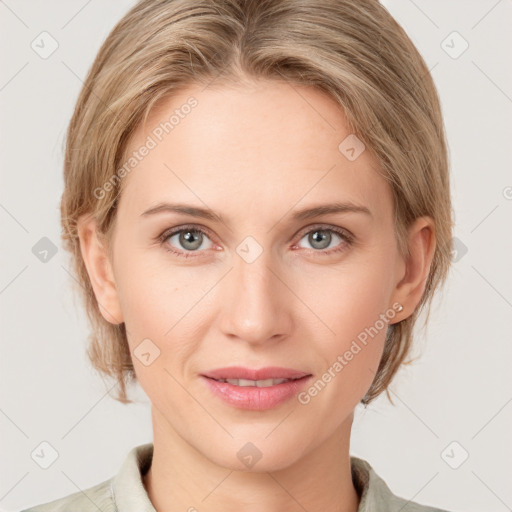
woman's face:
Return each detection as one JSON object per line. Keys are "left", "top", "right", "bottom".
{"left": 98, "top": 79, "right": 411, "bottom": 470}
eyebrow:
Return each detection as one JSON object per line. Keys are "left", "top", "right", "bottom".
{"left": 140, "top": 201, "right": 372, "bottom": 224}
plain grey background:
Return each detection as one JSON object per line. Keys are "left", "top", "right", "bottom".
{"left": 1, "top": 1, "right": 511, "bottom": 511}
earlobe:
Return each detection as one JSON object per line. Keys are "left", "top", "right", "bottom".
{"left": 390, "top": 217, "right": 436, "bottom": 321}
{"left": 77, "top": 214, "right": 124, "bottom": 325}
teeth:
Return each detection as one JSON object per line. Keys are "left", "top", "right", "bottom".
{"left": 217, "top": 378, "right": 291, "bottom": 387}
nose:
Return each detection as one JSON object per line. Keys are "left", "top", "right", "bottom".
{"left": 218, "top": 249, "right": 293, "bottom": 346}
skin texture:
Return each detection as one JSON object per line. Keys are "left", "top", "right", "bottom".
{"left": 77, "top": 78, "right": 436, "bottom": 512}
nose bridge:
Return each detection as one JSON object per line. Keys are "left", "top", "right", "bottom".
{"left": 219, "top": 243, "right": 291, "bottom": 344}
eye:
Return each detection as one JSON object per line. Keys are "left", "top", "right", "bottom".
{"left": 295, "top": 226, "right": 353, "bottom": 254}
{"left": 158, "top": 225, "right": 214, "bottom": 258}
{"left": 157, "top": 224, "right": 354, "bottom": 259}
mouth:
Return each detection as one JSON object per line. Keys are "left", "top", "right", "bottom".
{"left": 200, "top": 369, "right": 313, "bottom": 410}
{"left": 204, "top": 376, "right": 307, "bottom": 387}
{"left": 201, "top": 366, "right": 311, "bottom": 384}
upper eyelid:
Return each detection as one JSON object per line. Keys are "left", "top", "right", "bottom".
{"left": 296, "top": 223, "right": 352, "bottom": 238}
{"left": 161, "top": 224, "right": 216, "bottom": 242}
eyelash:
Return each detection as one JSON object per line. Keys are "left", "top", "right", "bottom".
{"left": 156, "top": 223, "right": 354, "bottom": 259}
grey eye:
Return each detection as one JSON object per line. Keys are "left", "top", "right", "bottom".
{"left": 299, "top": 229, "right": 344, "bottom": 251}
{"left": 168, "top": 229, "right": 213, "bottom": 251}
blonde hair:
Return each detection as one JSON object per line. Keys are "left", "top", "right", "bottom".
{"left": 61, "top": 0, "right": 453, "bottom": 405}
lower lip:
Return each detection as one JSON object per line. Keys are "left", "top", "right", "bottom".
{"left": 201, "top": 375, "right": 312, "bottom": 410}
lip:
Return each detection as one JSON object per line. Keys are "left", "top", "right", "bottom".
{"left": 200, "top": 366, "right": 312, "bottom": 411}
{"left": 201, "top": 366, "right": 310, "bottom": 381}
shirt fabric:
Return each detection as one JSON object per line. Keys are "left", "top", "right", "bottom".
{"left": 21, "top": 443, "right": 450, "bottom": 512}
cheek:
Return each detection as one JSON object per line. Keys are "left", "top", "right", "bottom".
{"left": 114, "top": 244, "right": 190, "bottom": 331}
{"left": 297, "top": 279, "right": 390, "bottom": 415}
{"left": 294, "top": 256, "right": 393, "bottom": 394}
{"left": 113, "top": 252, "right": 211, "bottom": 372}
{"left": 300, "top": 256, "right": 393, "bottom": 338}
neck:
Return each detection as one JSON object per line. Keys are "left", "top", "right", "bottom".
{"left": 143, "top": 406, "right": 360, "bottom": 512}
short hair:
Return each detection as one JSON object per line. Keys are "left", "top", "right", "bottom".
{"left": 60, "top": 0, "right": 454, "bottom": 405}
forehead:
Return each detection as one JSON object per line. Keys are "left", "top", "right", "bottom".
{"left": 117, "top": 80, "right": 391, "bottom": 220}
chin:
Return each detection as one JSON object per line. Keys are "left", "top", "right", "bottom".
{"left": 197, "top": 433, "right": 310, "bottom": 473}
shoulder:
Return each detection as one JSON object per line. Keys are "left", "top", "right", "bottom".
{"left": 19, "top": 443, "right": 154, "bottom": 512}
{"left": 19, "top": 478, "right": 116, "bottom": 512}
{"left": 351, "top": 456, "right": 452, "bottom": 512}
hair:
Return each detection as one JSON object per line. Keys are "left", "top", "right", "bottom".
{"left": 60, "top": 0, "right": 454, "bottom": 405}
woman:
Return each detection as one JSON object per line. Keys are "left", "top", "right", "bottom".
{"left": 22, "top": 0, "right": 454, "bottom": 510}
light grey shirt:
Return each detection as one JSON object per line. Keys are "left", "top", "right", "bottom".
{"left": 21, "top": 443, "right": 451, "bottom": 512}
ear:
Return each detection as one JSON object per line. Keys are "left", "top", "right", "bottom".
{"left": 390, "top": 216, "right": 436, "bottom": 323}
{"left": 77, "top": 214, "right": 124, "bottom": 325}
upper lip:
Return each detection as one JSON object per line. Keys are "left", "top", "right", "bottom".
{"left": 202, "top": 366, "right": 311, "bottom": 381}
